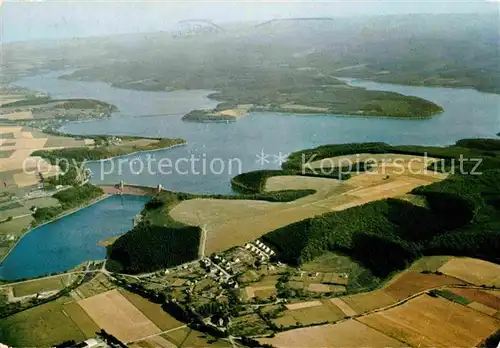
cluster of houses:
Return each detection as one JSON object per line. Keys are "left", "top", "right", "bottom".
{"left": 108, "top": 136, "right": 122, "bottom": 145}
{"left": 200, "top": 256, "right": 239, "bottom": 289}
{"left": 244, "top": 240, "right": 275, "bottom": 262}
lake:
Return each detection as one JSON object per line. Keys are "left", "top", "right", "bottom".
{"left": 14, "top": 72, "right": 500, "bottom": 194}
{"left": 2, "top": 72, "right": 498, "bottom": 279}
{"left": 0, "top": 195, "right": 150, "bottom": 280}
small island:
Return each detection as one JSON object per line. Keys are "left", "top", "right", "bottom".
{"left": 183, "top": 104, "right": 253, "bottom": 122}
{"left": 182, "top": 83, "right": 443, "bottom": 122}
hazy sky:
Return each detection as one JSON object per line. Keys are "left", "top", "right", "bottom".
{"left": 1, "top": 0, "right": 499, "bottom": 43}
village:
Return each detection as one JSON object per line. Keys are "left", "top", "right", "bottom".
{"left": 110, "top": 238, "right": 376, "bottom": 339}
{"left": 2, "top": 237, "right": 497, "bottom": 348}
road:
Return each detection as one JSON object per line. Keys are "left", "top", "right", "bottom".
{"left": 126, "top": 324, "right": 188, "bottom": 344}
{"left": 0, "top": 261, "right": 101, "bottom": 288}
{"left": 198, "top": 226, "right": 208, "bottom": 259}
{"left": 210, "top": 259, "right": 232, "bottom": 280}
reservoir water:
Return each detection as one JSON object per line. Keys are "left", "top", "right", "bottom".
{"left": 14, "top": 72, "right": 499, "bottom": 194}
{"left": 3, "top": 72, "right": 499, "bottom": 279}
{"left": 0, "top": 195, "right": 150, "bottom": 280}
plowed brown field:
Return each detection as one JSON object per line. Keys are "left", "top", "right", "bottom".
{"left": 358, "top": 295, "right": 500, "bottom": 348}
{"left": 383, "top": 271, "right": 465, "bottom": 301}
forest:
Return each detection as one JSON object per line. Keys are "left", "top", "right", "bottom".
{"left": 262, "top": 139, "right": 500, "bottom": 277}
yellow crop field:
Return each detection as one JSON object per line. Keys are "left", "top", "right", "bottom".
{"left": 0, "top": 125, "right": 91, "bottom": 188}
{"left": 438, "top": 257, "right": 500, "bottom": 286}
{"left": 12, "top": 275, "right": 71, "bottom": 297}
{"left": 77, "top": 289, "right": 161, "bottom": 343}
{"left": 259, "top": 320, "right": 406, "bottom": 348}
{"left": 340, "top": 290, "right": 396, "bottom": 314}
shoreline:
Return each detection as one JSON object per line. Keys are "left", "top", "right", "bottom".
{"left": 0, "top": 193, "right": 112, "bottom": 265}
{"left": 87, "top": 142, "right": 187, "bottom": 164}
{"left": 181, "top": 109, "right": 439, "bottom": 123}
{"left": 252, "top": 110, "right": 441, "bottom": 120}
{"left": 183, "top": 105, "right": 442, "bottom": 123}
{"left": 335, "top": 76, "right": 500, "bottom": 96}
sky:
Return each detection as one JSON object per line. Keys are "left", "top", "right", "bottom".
{"left": 1, "top": 0, "right": 499, "bottom": 43}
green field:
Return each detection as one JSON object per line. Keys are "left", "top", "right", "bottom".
{"left": 0, "top": 151, "right": 13, "bottom": 159}
{"left": 429, "top": 289, "right": 471, "bottom": 306}
{"left": 0, "top": 215, "right": 32, "bottom": 236}
{"left": 33, "top": 137, "right": 185, "bottom": 165}
{"left": 118, "top": 288, "right": 184, "bottom": 331}
{"left": 0, "top": 296, "right": 86, "bottom": 347}
{"left": 23, "top": 197, "right": 60, "bottom": 209}
{"left": 12, "top": 276, "right": 69, "bottom": 297}
{"left": 301, "top": 252, "right": 381, "bottom": 292}
{"left": 61, "top": 301, "right": 100, "bottom": 338}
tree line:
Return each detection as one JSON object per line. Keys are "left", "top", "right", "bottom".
{"left": 33, "top": 185, "right": 104, "bottom": 226}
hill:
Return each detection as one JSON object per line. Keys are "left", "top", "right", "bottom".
{"left": 262, "top": 139, "right": 500, "bottom": 276}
